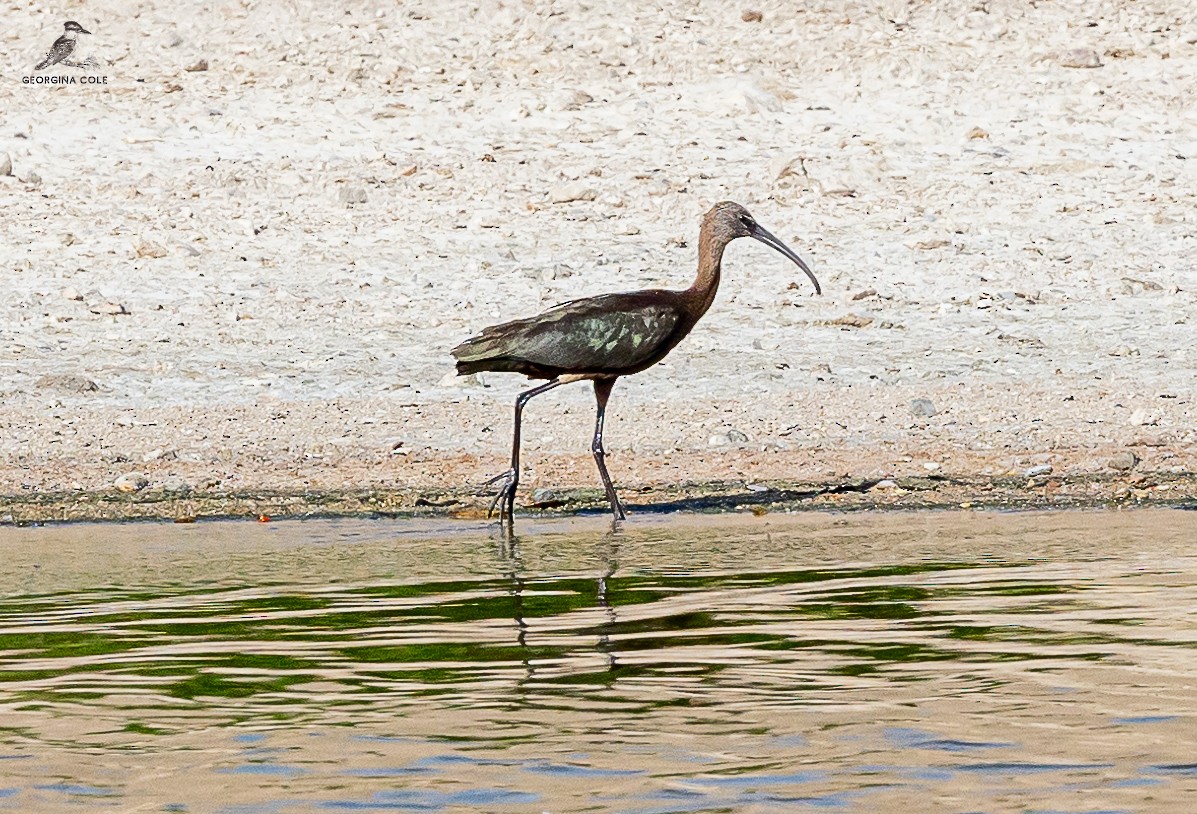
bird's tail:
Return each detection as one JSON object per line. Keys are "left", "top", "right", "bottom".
{"left": 454, "top": 358, "right": 493, "bottom": 375}
{"left": 33, "top": 56, "right": 52, "bottom": 70}
{"left": 451, "top": 333, "right": 506, "bottom": 375}
{"left": 452, "top": 327, "right": 547, "bottom": 375}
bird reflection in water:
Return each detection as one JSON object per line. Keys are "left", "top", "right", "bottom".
{"left": 496, "top": 530, "right": 622, "bottom": 678}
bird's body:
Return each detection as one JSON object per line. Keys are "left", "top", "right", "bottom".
{"left": 34, "top": 21, "right": 91, "bottom": 71}
{"left": 452, "top": 201, "right": 821, "bottom": 523}
{"left": 453, "top": 290, "right": 692, "bottom": 380}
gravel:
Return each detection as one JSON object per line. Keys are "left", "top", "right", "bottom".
{"left": 0, "top": 1, "right": 1193, "bottom": 498}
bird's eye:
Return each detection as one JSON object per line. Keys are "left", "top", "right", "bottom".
{"left": 740, "top": 216, "right": 755, "bottom": 229}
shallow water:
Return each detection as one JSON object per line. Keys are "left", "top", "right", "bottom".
{"left": 0, "top": 510, "right": 1195, "bottom": 813}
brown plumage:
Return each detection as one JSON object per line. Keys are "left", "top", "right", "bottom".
{"left": 452, "top": 201, "right": 821, "bottom": 523}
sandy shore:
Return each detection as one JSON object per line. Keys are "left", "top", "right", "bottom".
{"left": 2, "top": 1, "right": 1194, "bottom": 520}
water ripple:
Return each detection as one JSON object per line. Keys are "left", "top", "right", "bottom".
{"left": 0, "top": 511, "right": 1194, "bottom": 811}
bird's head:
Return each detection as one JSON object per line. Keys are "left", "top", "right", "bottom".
{"left": 64, "top": 21, "right": 91, "bottom": 35}
{"left": 705, "top": 201, "right": 821, "bottom": 295}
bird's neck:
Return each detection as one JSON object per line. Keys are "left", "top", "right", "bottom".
{"left": 684, "top": 230, "right": 726, "bottom": 318}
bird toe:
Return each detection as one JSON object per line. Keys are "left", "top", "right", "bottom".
{"left": 478, "top": 468, "right": 518, "bottom": 519}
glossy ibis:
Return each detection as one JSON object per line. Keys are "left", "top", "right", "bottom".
{"left": 452, "top": 201, "right": 821, "bottom": 522}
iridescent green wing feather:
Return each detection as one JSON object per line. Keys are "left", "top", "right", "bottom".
{"left": 453, "top": 293, "right": 682, "bottom": 373}
{"left": 516, "top": 296, "right": 682, "bottom": 371}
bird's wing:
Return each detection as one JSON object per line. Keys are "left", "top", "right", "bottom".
{"left": 502, "top": 294, "right": 684, "bottom": 372}
{"left": 34, "top": 36, "right": 74, "bottom": 70}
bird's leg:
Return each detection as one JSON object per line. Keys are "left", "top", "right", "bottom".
{"left": 481, "top": 378, "right": 563, "bottom": 522}
{"left": 591, "top": 378, "right": 626, "bottom": 521}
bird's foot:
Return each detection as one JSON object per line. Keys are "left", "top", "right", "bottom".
{"left": 601, "top": 485, "right": 627, "bottom": 522}
{"left": 608, "top": 496, "right": 627, "bottom": 522}
{"left": 477, "top": 468, "right": 518, "bottom": 520}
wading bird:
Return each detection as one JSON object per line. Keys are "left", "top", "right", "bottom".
{"left": 452, "top": 201, "right": 821, "bottom": 522}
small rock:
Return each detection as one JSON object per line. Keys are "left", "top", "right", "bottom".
{"left": 1025, "top": 464, "right": 1053, "bottom": 477}
{"left": 184, "top": 58, "right": 209, "bottom": 72}
{"left": 142, "top": 448, "right": 178, "bottom": 463}
{"left": 62, "top": 285, "right": 83, "bottom": 301}
{"left": 135, "top": 240, "right": 168, "bottom": 259}
{"left": 873, "top": 479, "right": 899, "bottom": 490}
{"left": 549, "top": 182, "right": 596, "bottom": 204}
{"left": 114, "top": 473, "right": 149, "bottom": 493}
{"left": 89, "top": 301, "right": 130, "bottom": 316}
{"left": 35, "top": 374, "right": 98, "bottom": 393}
{"left": 471, "top": 208, "right": 502, "bottom": 229}
{"left": 439, "top": 371, "right": 487, "bottom": 388}
{"left": 162, "top": 477, "right": 192, "bottom": 494}
{"left": 966, "top": 126, "right": 989, "bottom": 140}
{"left": 910, "top": 398, "right": 938, "bottom": 417}
{"left": 1119, "top": 276, "right": 1163, "bottom": 295}
{"left": 851, "top": 288, "right": 877, "bottom": 301}
{"left": 0, "top": 153, "right": 11, "bottom": 176}
{"left": 643, "top": 178, "right": 672, "bottom": 197}
{"left": 528, "top": 488, "right": 568, "bottom": 509}
{"left": 413, "top": 495, "right": 460, "bottom": 508}
{"left": 921, "top": 462, "right": 941, "bottom": 471}
{"left": 1107, "top": 452, "right": 1139, "bottom": 472}
{"left": 1129, "top": 409, "right": 1159, "bottom": 426}
{"left": 541, "top": 263, "right": 574, "bottom": 282}
{"left": 915, "top": 238, "right": 951, "bottom": 250}
{"left": 741, "top": 9, "right": 763, "bottom": 22}
{"left": 708, "top": 431, "right": 748, "bottom": 446}
{"left": 550, "top": 89, "right": 594, "bottom": 111}
{"left": 338, "top": 186, "right": 368, "bottom": 205}
{"left": 826, "top": 313, "right": 873, "bottom": 328}
{"left": 1058, "top": 49, "right": 1102, "bottom": 69}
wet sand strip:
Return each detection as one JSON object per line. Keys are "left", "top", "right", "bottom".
{"left": 1, "top": 473, "right": 1194, "bottom": 524}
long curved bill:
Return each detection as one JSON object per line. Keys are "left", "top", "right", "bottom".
{"left": 751, "top": 224, "right": 821, "bottom": 295}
